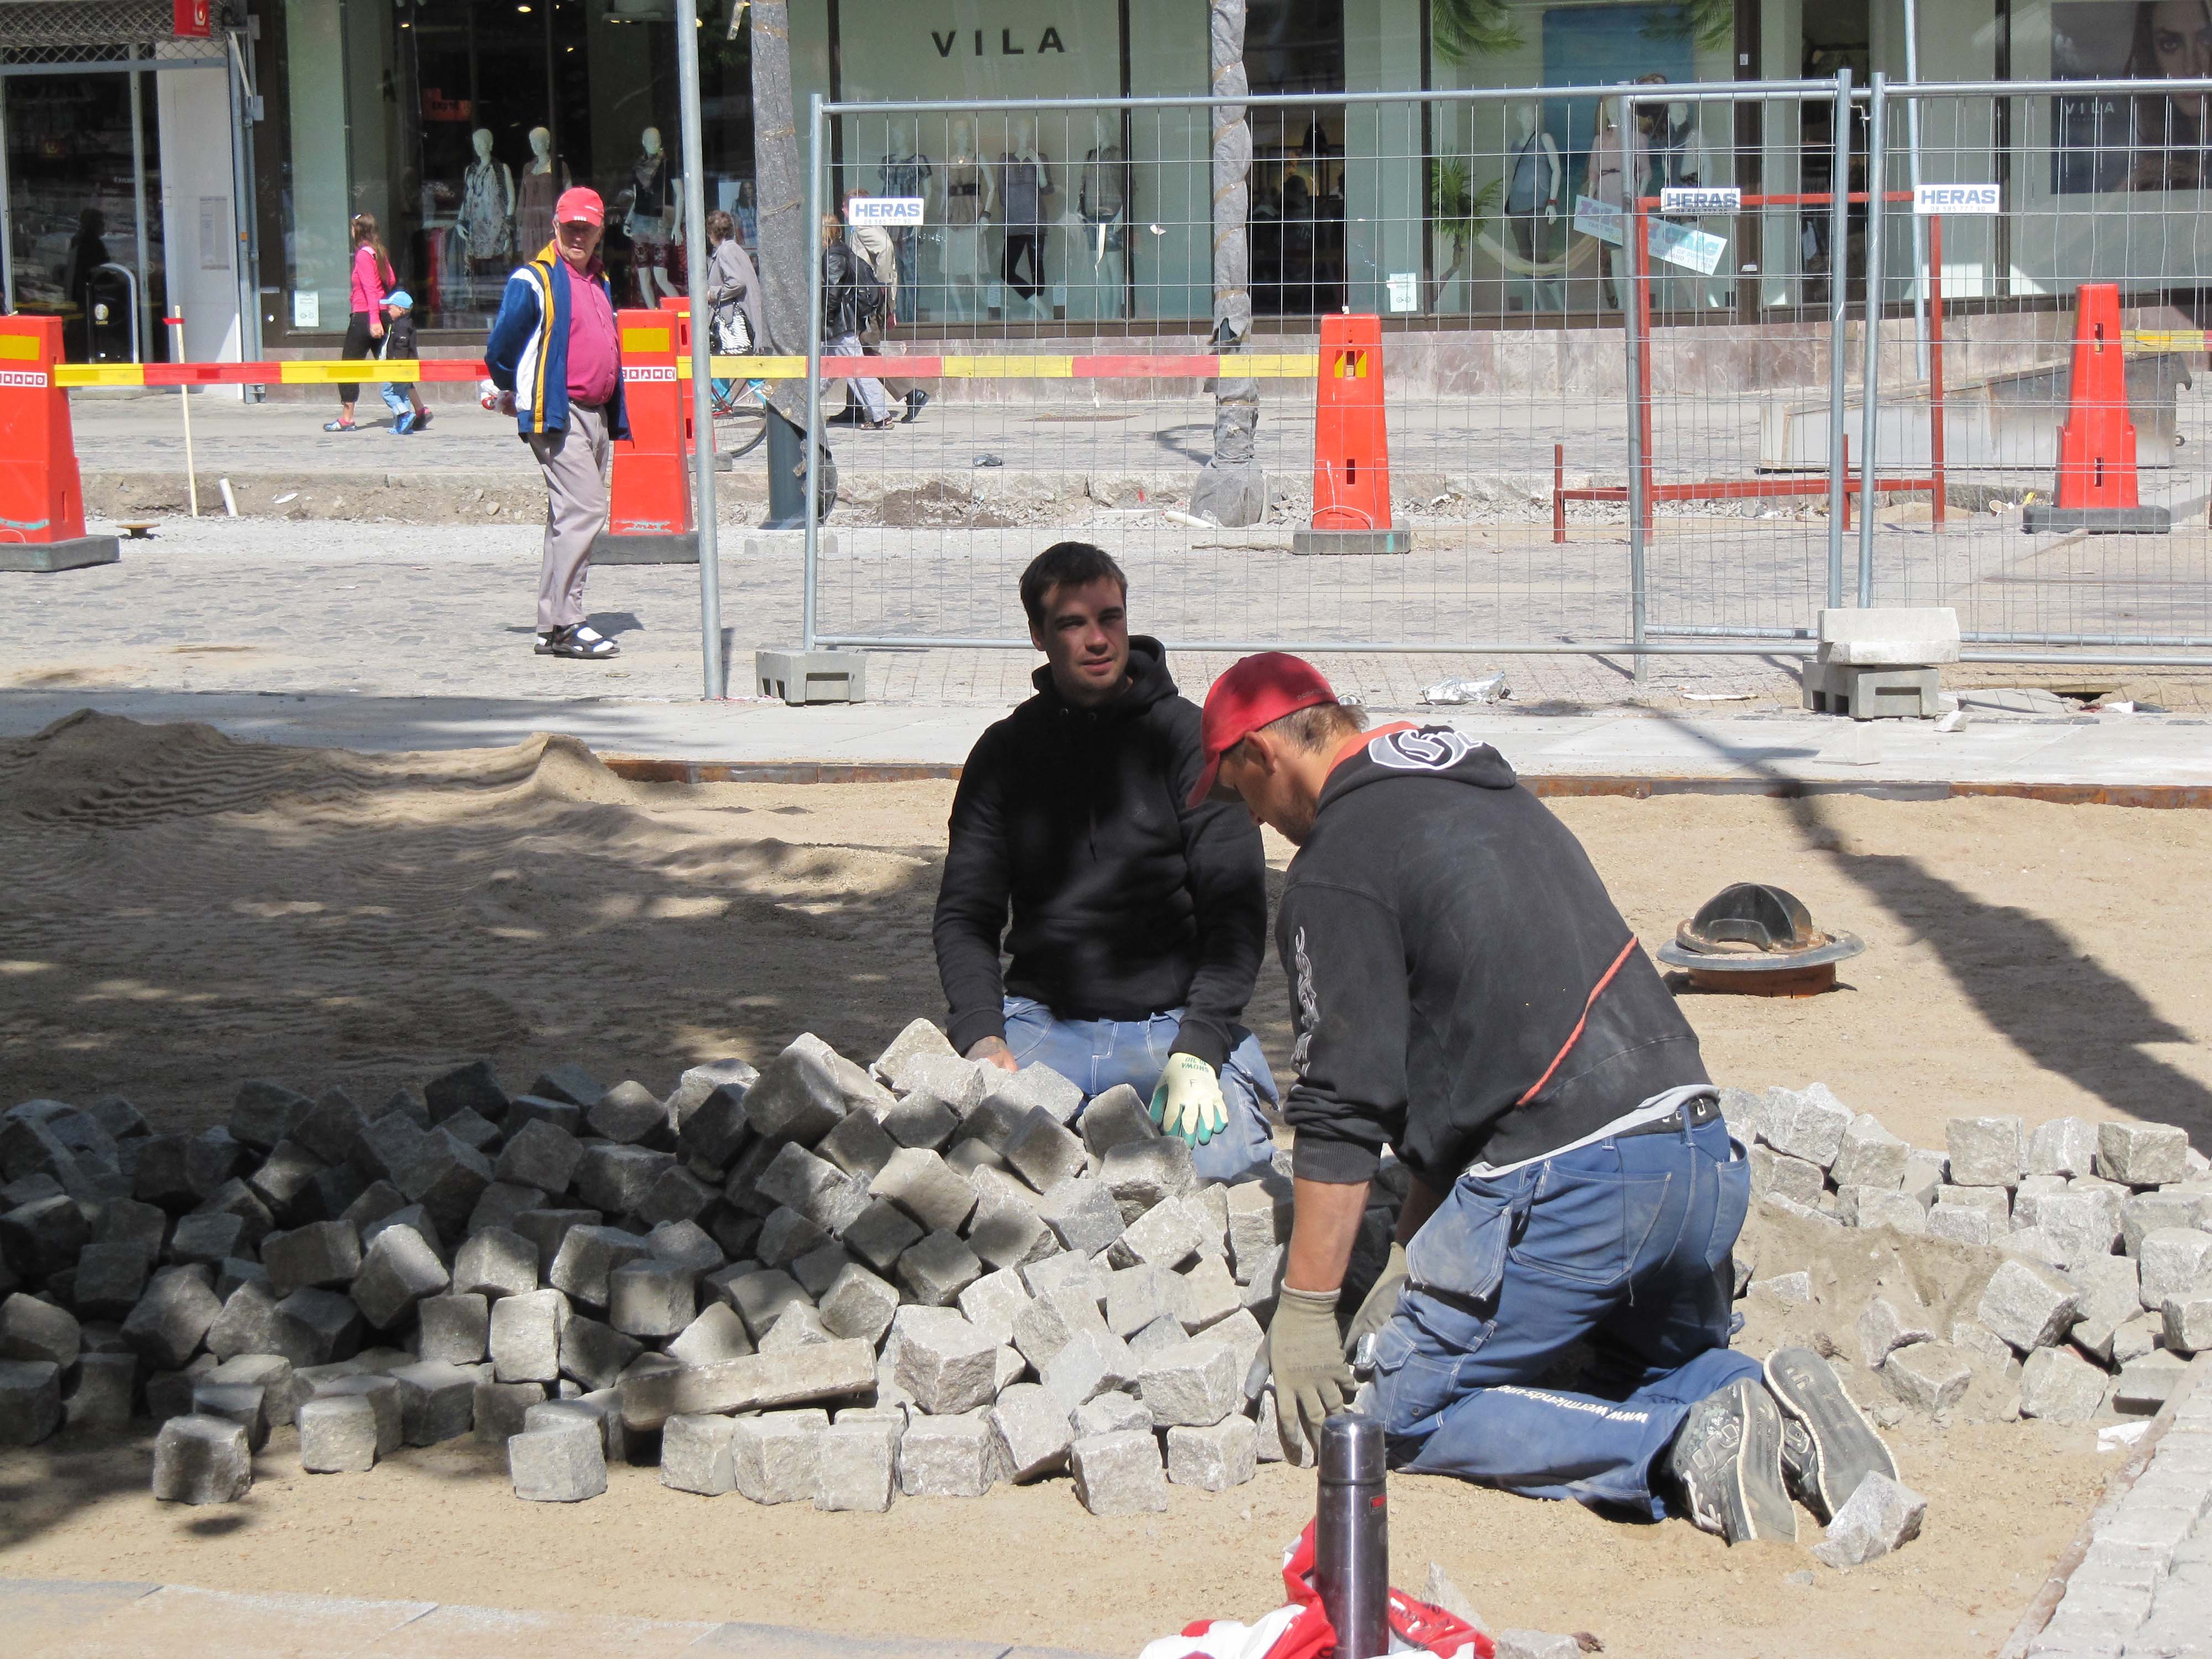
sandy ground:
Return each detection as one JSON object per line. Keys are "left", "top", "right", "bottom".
{"left": 3, "top": 709, "right": 2205, "bottom": 1654}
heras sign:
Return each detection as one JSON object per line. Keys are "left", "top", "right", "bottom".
{"left": 932, "top": 28, "right": 1070, "bottom": 56}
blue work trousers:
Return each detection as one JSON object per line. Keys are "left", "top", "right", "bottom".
{"left": 1000, "top": 995, "right": 1280, "bottom": 1183}
{"left": 1368, "top": 1107, "right": 1757, "bottom": 1517}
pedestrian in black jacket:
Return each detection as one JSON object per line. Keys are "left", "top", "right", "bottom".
{"left": 1193, "top": 652, "right": 1895, "bottom": 1546}
{"left": 932, "top": 541, "right": 1278, "bottom": 1180}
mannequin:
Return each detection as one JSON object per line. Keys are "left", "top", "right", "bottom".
{"left": 1075, "top": 111, "right": 1132, "bottom": 319}
{"left": 620, "top": 127, "right": 681, "bottom": 305}
{"left": 515, "top": 127, "right": 571, "bottom": 255}
{"left": 1504, "top": 105, "right": 1561, "bottom": 313}
{"left": 1586, "top": 106, "right": 1627, "bottom": 311}
{"left": 458, "top": 128, "right": 515, "bottom": 276}
{"left": 942, "top": 118, "right": 994, "bottom": 322}
{"left": 996, "top": 117, "right": 1053, "bottom": 316}
{"left": 879, "top": 117, "right": 933, "bottom": 322}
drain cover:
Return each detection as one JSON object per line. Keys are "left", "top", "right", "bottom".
{"left": 1655, "top": 882, "right": 1864, "bottom": 997}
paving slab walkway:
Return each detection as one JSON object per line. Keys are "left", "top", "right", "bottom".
{"left": 1, "top": 1576, "right": 1102, "bottom": 1659}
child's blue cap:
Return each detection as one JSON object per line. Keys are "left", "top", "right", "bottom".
{"left": 385, "top": 289, "right": 414, "bottom": 310}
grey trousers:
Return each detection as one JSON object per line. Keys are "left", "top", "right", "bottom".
{"left": 825, "top": 333, "right": 892, "bottom": 423}
{"left": 526, "top": 400, "right": 612, "bottom": 633}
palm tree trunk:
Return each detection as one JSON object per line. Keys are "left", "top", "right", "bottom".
{"left": 743, "top": 0, "right": 810, "bottom": 432}
{"left": 1189, "top": 0, "right": 1263, "bottom": 528}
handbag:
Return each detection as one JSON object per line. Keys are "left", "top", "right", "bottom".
{"left": 711, "top": 303, "right": 753, "bottom": 355}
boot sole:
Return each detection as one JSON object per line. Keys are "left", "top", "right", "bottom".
{"left": 1765, "top": 1345, "right": 1897, "bottom": 1520}
{"left": 1736, "top": 1381, "right": 1798, "bottom": 1543}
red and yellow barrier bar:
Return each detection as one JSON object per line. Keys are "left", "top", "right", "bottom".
{"left": 53, "top": 352, "right": 1319, "bottom": 389}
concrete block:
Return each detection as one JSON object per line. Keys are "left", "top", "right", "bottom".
{"left": 1947, "top": 1116, "right": 2027, "bottom": 1188}
{"left": 1102, "top": 1138, "right": 1197, "bottom": 1219}
{"left": 64, "top": 1351, "right": 136, "bottom": 1433}
{"left": 669, "top": 1303, "right": 755, "bottom": 1368}
{"left": 1070, "top": 1428, "right": 1168, "bottom": 1515}
{"left": 1831, "top": 1115, "right": 1909, "bottom": 1191}
{"left": 298, "top": 1393, "right": 379, "bottom": 1472}
{"left": 417, "top": 1293, "right": 490, "bottom": 1364}
{"left": 1110, "top": 1195, "right": 1203, "bottom": 1271}
{"left": 1176, "top": 1257, "right": 1243, "bottom": 1334}
{"left": 2028, "top": 1117, "right": 2099, "bottom": 1178}
{"left": 1167, "top": 1416, "right": 1259, "bottom": 1490}
{"left": 1810, "top": 1473, "right": 1927, "bottom": 1567}
{"left": 898, "top": 1412, "right": 998, "bottom": 1497}
{"left": 1139, "top": 1336, "right": 1241, "bottom": 1426}
{"left": 2164, "top": 1290, "right": 2212, "bottom": 1353}
{"left": 989, "top": 1382, "right": 1073, "bottom": 1481}
{"left": 572, "top": 1144, "right": 673, "bottom": 1220}
{"left": 731, "top": 1409, "right": 831, "bottom": 1503}
{"left": 122, "top": 1267, "right": 224, "bottom": 1370}
{"left": 727, "top": 1268, "right": 813, "bottom": 1342}
{"left": 816, "top": 1419, "right": 899, "bottom": 1512}
{"left": 190, "top": 1380, "right": 270, "bottom": 1451}
{"left": 1856, "top": 1296, "right": 1937, "bottom": 1368}
{"left": 0, "top": 1358, "right": 62, "bottom": 1445}
{"left": 509, "top": 1420, "right": 607, "bottom": 1501}
{"left": 0, "top": 1291, "right": 81, "bottom": 1368}
{"left": 489, "top": 1288, "right": 570, "bottom": 1383}
{"left": 264, "top": 1220, "right": 362, "bottom": 1298}
{"left": 896, "top": 1229, "right": 984, "bottom": 1307}
{"left": 745, "top": 1035, "right": 854, "bottom": 1145}
{"left": 350, "top": 1225, "right": 450, "bottom": 1331}
{"left": 1883, "top": 1342, "right": 1972, "bottom": 1413}
{"left": 2139, "top": 1229, "right": 2212, "bottom": 1309}
{"left": 1762, "top": 1084, "right": 1855, "bottom": 1168}
{"left": 870, "top": 1148, "right": 978, "bottom": 1234}
{"left": 559, "top": 1314, "right": 643, "bottom": 1391}
{"left": 1927, "top": 1206, "right": 1996, "bottom": 1246}
{"left": 660, "top": 1412, "right": 739, "bottom": 1495}
{"left": 472, "top": 1379, "right": 545, "bottom": 1443}
{"left": 152, "top": 1413, "right": 252, "bottom": 1504}
{"left": 390, "top": 1359, "right": 479, "bottom": 1444}
{"left": 1815, "top": 606, "right": 1960, "bottom": 666}
{"left": 1004, "top": 1111, "right": 1088, "bottom": 1194}
{"left": 1978, "top": 1258, "right": 2082, "bottom": 1352}
{"left": 608, "top": 1260, "right": 695, "bottom": 1339}
{"left": 547, "top": 1224, "right": 651, "bottom": 1311}
{"left": 2019, "top": 1347, "right": 2109, "bottom": 1422}
{"left": 2096, "top": 1121, "right": 2190, "bottom": 1188}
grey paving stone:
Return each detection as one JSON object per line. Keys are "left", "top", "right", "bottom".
{"left": 2021, "top": 1346, "right": 2110, "bottom": 1422}
{"left": 0, "top": 1291, "right": 81, "bottom": 1368}
{"left": 730, "top": 1409, "right": 831, "bottom": 1504}
{"left": 893, "top": 1312, "right": 999, "bottom": 1415}
{"left": 1102, "top": 1138, "right": 1197, "bottom": 1220}
{"left": 547, "top": 1224, "right": 652, "bottom": 1311}
{"left": 418, "top": 1292, "right": 490, "bottom": 1364}
{"left": 572, "top": 1144, "right": 674, "bottom": 1223}
{"left": 1139, "top": 1336, "right": 1241, "bottom": 1426}
{"left": 122, "top": 1267, "right": 224, "bottom": 1370}
{"left": 151, "top": 1413, "right": 253, "bottom": 1504}
{"left": 2098, "top": 1122, "right": 2191, "bottom": 1188}
{"left": 64, "top": 1351, "right": 137, "bottom": 1433}
{"left": 1079, "top": 1084, "right": 1158, "bottom": 1156}
{"left": 989, "top": 1381, "right": 1073, "bottom": 1481}
{"left": 816, "top": 1418, "right": 899, "bottom": 1512}
{"left": 669, "top": 1303, "right": 755, "bottom": 1368}
{"left": 508, "top": 1419, "right": 607, "bottom": 1501}
{"left": 472, "top": 1379, "right": 545, "bottom": 1443}
{"left": 1069, "top": 1428, "right": 1168, "bottom": 1515}
{"left": 608, "top": 1259, "right": 696, "bottom": 1339}
{"left": 1166, "top": 1416, "right": 1258, "bottom": 1490}
{"left": 1004, "top": 1111, "right": 1088, "bottom": 1194}
{"left": 263, "top": 1220, "right": 362, "bottom": 1298}
{"left": 272, "top": 1287, "right": 365, "bottom": 1366}
{"left": 744, "top": 1036, "right": 853, "bottom": 1146}
{"left": 298, "top": 1392, "right": 379, "bottom": 1472}
{"left": 2031, "top": 1117, "right": 2100, "bottom": 1179}
{"left": 559, "top": 1314, "right": 643, "bottom": 1392}
{"left": 955, "top": 1265, "right": 1034, "bottom": 1347}
{"left": 661, "top": 1411, "right": 740, "bottom": 1495}
{"left": 0, "top": 1358, "right": 62, "bottom": 1445}
{"left": 1980, "top": 1258, "right": 2084, "bottom": 1352}
{"left": 1884, "top": 1342, "right": 1973, "bottom": 1414}
{"left": 1811, "top": 1473, "right": 1927, "bottom": 1567}
{"left": 190, "top": 1380, "right": 270, "bottom": 1451}
{"left": 616, "top": 1338, "right": 877, "bottom": 1430}
{"left": 896, "top": 1229, "right": 984, "bottom": 1307}
{"left": 390, "top": 1359, "right": 481, "bottom": 1444}
{"left": 964, "top": 1170, "right": 1058, "bottom": 1272}
{"left": 2141, "top": 1231, "right": 2212, "bottom": 1310}
{"left": 350, "top": 1225, "right": 450, "bottom": 1331}
{"left": 897, "top": 1411, "right": 998, "bottom": 1498}
{"left": 1762, "top": 1084, "right": 1855, "bottom": 1168}
{"left": 489, "top": 1288, "right": 570, "bottom": 1383}
{"left": 838, "top": 1199, "right": 924, "bottom": 1274}
{"left": 1948, "top": 1115, "right": 2028, "bottom": 1189}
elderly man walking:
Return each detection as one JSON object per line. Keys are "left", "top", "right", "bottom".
{"left": 486, "top": 186, "right": 630, "bottom": 660}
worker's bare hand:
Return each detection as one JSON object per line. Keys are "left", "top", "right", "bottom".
{"left": 967, "top": 1036, "right": 1019, "bottom": 1074}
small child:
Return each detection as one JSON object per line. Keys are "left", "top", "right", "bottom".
{"left": 377, "top": 289, "right": 432, "bottom": 435}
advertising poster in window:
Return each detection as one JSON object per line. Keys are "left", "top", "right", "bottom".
{"left": 2053, "top": 1, "right": 2212, "bottom": 191}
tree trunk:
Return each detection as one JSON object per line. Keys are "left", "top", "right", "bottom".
{"left": 743, "top": 0, "right": 810, "bottom": 431}
{"left": 1189, "top": 0, "right": 1264, "bottom": 528}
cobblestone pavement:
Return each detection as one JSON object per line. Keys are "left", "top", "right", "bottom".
{"left": 2020, "top": 1358, "right": 2212, "bottom": 1659}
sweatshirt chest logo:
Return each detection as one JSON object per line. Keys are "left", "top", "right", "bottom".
{"left": 1367, "top": 728, "right": 1471, "bottom": 771}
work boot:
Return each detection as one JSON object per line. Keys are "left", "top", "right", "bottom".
{"left": 1765, "top": 1346, "right": 1897, "bottom": 1521}
{"left": 1664, "top": 1378, "right": 1796, "bottom": 1545}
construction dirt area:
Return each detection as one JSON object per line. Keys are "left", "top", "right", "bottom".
{"left": 3, "top": 710, "right": 2209, "bottom": 1655}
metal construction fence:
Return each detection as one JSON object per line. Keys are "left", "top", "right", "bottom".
{"left": 789, "top": 76, "right": 2212, "bottom": 670}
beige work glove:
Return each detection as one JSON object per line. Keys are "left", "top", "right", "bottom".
{"left": 1342, "top": 1240, "right": 1410, "bottom": 1363}
{"left": 1270, "top": 1284, "right": 1356, "bottom": 1454}
{"left": 1149, "top": 1052, "right": 1227, "bottom": 1147}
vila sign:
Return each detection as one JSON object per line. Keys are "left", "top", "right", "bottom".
{"left": 1914, "top": 183, "right": 2001, "bottom": 214}
{"left": 849, "top": 196, "right": 926, "bottom": 226}
{"left": 1660, "top": 186, "right": 1741, "bottom": 215}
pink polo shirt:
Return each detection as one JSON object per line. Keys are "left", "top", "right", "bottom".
{"left": 562, "top": 258, "right": 620, "bottom": 407}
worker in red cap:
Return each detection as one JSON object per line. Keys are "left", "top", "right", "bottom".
{"left": 485, "top": 185, "right": 630, "bottom": 660}
{"left": 931, "top": 541, "right": 1279, "bottom": 1181}
{"left": 1199, "top": 653, "right": 1893, "bottom": 1545}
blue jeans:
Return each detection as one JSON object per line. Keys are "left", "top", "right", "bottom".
{"left": 1000, "top": 995, "right": 1280, "bottom": 1183}
{"left": 1368, "top": 1107, "right": 1756, "bottom": 1518}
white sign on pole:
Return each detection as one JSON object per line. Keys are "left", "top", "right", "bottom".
{"left": 1661, "top": 186, "right": 1741, "bottom": 215}
{"left": 1914, "top": 182, "right": 2001, "bottom": 214}
{"left": 848, "top": 196, "right": 925, "bottom": 225}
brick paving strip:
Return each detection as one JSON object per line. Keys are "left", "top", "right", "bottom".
{"left": 2001, "top": 1353, "right": 2212, "bottom": 1658}
{"left": 1, "top": 1575, "right": 1103, "bottom": 1659}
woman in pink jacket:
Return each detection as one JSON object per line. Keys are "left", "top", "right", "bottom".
{"left": 328, "top": 213, "right": 397, "bottom": 432}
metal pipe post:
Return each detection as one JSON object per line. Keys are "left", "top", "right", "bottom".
{"left": 1, "top": 77, "right": 15, "bottom": 314}
{"left": 673, "top": 0, "right": 723, "bottom": 701}
{"left": 129, "top": 48, "right": 152, "bottom": 359}
{"left": 1314, "top": 1415, "right": 1389, "bottom": 1659}
{"left": 1857, "top": 73, "right": 1888, "bottom": 609}
{"left": 1823, "top": 67, "right": 1853, "bottom": 609}
{"left": 1619, "top": 92, "right": 1647, "bottom": 680}
{"left": 802, "top": 93, "right": 826, "bottom": 653}
{"left": 1903, "top": 0, "right": 1927, "bottom": 380}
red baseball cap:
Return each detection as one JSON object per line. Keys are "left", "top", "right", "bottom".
{"left": 555, "top": 187, "right": 604, "bottom": 227}
{"left": 1188, "top": 653, "right": 1340, "bottom": 807}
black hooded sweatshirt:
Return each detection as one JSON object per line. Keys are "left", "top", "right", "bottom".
{"left": 932, "top": 638, "right": 1267, "bottom": 1070}
{"left": 1278, "top": 724, "right": 1709, "bottom": 1188}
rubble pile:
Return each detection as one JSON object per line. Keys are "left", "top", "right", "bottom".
{"left": 1728, "top": 1083, "right": 2212, "bottom": 1425}
{"left": 0, "top": 1020, "right": 1309, "bottom": 1511}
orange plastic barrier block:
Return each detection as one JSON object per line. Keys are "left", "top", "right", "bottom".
{"left": 0, "top": 317, "right": 117, "bottom": 571}
{"left": 1295, "top": 315, "right": 1410, "bottom": 555}
{"left": 2025, "top": 283, "right": 2171, "bottom": 535}
{"left": 597, "top": 304, "right": 698, "bottom": 565}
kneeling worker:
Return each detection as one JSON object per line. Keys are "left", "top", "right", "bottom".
{"left": 1194, "top": 653, "right": 1893, "bottom": 1542}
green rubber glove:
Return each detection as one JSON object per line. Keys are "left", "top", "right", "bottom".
{"left": 1149, "top": 1052, "right": 1228, "bottom": 1147}
{"left": 1342, "top": 1241, "right": 1410, "bottom": 1363}
{"left": 1270, "top": 1284, "right": 1356, "bottom": 1454}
